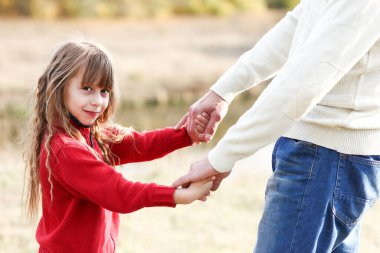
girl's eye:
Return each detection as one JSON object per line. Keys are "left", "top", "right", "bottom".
{"left": 101, "top": 89, "right": 110, "bottom": 94}
{"left": 83, "top": 86, "right": 92, "bottom": 91}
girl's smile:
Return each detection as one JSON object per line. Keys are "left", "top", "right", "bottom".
{"left": 64, "top": 69, "right": 110, "bottom": 126}
{"left": 84, "top": 110, "right": 100, "bottom": 117}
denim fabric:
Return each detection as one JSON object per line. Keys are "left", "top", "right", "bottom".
{"left": 254, "top": 137, "right": 380, "bottom": 253}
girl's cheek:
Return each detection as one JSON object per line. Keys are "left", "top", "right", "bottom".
{"left": 102, "top": 103, "right": 109, "bottom": 113}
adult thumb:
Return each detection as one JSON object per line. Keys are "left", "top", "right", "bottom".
{"left": 172, "top": 174, "right": 191, "bottom": 188}
{"left": 175, "top": 112, "right": 188, "bottom": 130}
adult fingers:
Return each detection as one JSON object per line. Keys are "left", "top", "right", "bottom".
{"left": 210, "top": 172, "right": 230, "bottom": 191}
{"left": 204, "top": 110, "right": 222, "bottom": 141}
{"left": 172, "top": 173, "right": 192, "bottom": 188}
{"left": 187, "top": 107, "right": 205, "bottom": 143}
{"left": 199, "top": 195, "right": 207, "bottom": 202}
{"left": 211, "top": 178, "right": 222, "bottom": 191}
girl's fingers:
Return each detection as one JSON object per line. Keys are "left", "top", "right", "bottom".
{"left": 197, "top": 113, "right": 210, "bottom": 125}
{"left": 195, "top": 118, "right": 209, "bottom": 134}
{"left": 198, "top": 191, "right": 211, "bottom": 202}
{"left": 196, "top": 124, "right": 205, "bottom": 133}
{"left": 195, "top": 118, "right": 207, "bottom": 128}
{"left": 195, "top": 113, "right": 211, "bottom": 135}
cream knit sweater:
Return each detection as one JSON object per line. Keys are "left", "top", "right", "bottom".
{"left": 208, "top": 0, "right": 380, "bottom": 173}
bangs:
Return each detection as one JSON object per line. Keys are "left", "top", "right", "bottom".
{"left": 81, "top": 49, "right": 114, "bottom": 90}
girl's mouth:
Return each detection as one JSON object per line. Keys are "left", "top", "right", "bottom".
{"left": 84, "top": 110, "right": 99, "bottom": 117}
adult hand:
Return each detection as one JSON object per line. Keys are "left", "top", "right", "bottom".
{"left": 172, "top": 156, "right": 231, "bottom": 192}
{"left": 176, "top": 90, "right": 229, "bottom": 143}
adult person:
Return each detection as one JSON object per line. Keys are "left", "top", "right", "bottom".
{"left": 173, "top": 0, "right": 380, "bottom": 252}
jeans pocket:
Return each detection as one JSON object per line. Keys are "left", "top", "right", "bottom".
{"left": 271, "top": 137, "right": 317, "bottom": 179}
{"left": 333, "top": 155, "right": 380, "bottom": 227}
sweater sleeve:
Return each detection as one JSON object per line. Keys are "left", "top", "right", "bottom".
{"left": 109, "top": 127, "right": 192, "bottom": 165}
{"left": 209, "top": 0, "right": 380, "bottom": 172}
{"left": 53, "top": 143, "right": 176, "bottom": 213}
{"left": 210, "top": 2, "right": 302, "bottom": 103}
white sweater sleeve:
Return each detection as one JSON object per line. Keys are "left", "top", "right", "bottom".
{"left": 210, "top": 3, "right": 303, "bottom": 103}
{"left": 209, "top": 0, "right": 380, "bottom": 172}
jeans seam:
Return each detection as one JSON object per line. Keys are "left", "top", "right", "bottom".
{"left": 332, "top": 155, "right": 348, "bottom": 226}
{"left": 271, "top": 137, "right": 283, "bottom": 172}
{"left": 349, "top": 155, "right": 380, "bottom": 165}
{"left": 288, "top": 145, "right": 318, "bottom": 253}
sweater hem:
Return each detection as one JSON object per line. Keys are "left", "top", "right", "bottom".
{"left": 284, "top": 121, "right": 380, "bottom": 155}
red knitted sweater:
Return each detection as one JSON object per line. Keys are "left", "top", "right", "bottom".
{"left": 37, "top": 124, "right": 192, "bottom": 253}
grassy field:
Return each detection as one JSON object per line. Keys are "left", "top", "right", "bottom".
{"left": 1, "top": 11, "right": 380, "bottom": 253}
{"left": 2, "top": 145, "right": 380, "bottom": 252}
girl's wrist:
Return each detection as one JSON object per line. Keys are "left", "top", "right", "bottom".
{"left": 173, "top": 188, "right": 191, "bottom": 205}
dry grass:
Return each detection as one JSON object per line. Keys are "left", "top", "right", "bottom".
{"left": 1, "top": 145, "right": 380, "bottom": 252}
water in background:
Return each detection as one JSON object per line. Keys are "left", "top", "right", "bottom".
{"left": 115, "top": 95, "right": 256, "bottom": 147}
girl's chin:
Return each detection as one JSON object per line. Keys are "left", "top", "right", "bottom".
{"left": 76, "top": 118, "right": 96, "bottom": 127}
{"left": 84, "top": 120, "right": 96, "bottom": 125}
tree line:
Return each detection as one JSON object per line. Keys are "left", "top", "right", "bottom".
{"left": 0, "top": 0, "right": 299, "bottom": 18}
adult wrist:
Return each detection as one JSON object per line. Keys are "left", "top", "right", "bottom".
{"left": 208, "top": 148, "right": 234, "bottom": 173}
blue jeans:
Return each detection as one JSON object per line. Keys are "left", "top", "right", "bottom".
{"left": 254, "top": 137, "right": 380, "bottom": 253}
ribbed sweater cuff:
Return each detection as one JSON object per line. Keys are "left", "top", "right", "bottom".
{"left": 151, "top": 185, "right": 176, "bottom": 208}
{"left": 208, "top": 147, "right": 234, "bottom": 173}
{"left": 210, "top": 72, "right": 245, "bottom": 104}
{"left": 172, "top": 127, "right": 193, "bottom": 147}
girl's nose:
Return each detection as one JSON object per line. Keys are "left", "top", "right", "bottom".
{"left": 91, "top": 92, "right": 102, "bottom": 107}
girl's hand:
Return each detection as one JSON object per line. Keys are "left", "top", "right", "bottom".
{"left": 177, "top": 112, "right": 211, "bottom": 144}
{"left": 173, "top": 177, "right": 215, "bottom": 205}
{"left": 175, "top": 91, "right": 228, "bottom": 143}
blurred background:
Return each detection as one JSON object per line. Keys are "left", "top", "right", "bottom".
{"left": 1, "top": 0, "right": 379, "bottom": 252}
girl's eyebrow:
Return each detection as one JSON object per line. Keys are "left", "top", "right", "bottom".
{"left": 81, "top": 82, "right": 109, "bottom": 90}
{"left": 81, "top": 81, "right": 95, "bottom": 86}
{"left": 80, "top": 83, "right": 92, "bottom": 87}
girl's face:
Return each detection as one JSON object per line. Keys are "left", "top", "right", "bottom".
{"left": 64, "top": 69, "right": 110, "bottom": 126}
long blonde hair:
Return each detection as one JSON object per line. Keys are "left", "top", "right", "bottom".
{"left": 23, "top": 40, "right": 129, "bottom": 221}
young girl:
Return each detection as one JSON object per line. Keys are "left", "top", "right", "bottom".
{"left": 23, "top": 40, "right": 212, "bottom": 253}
